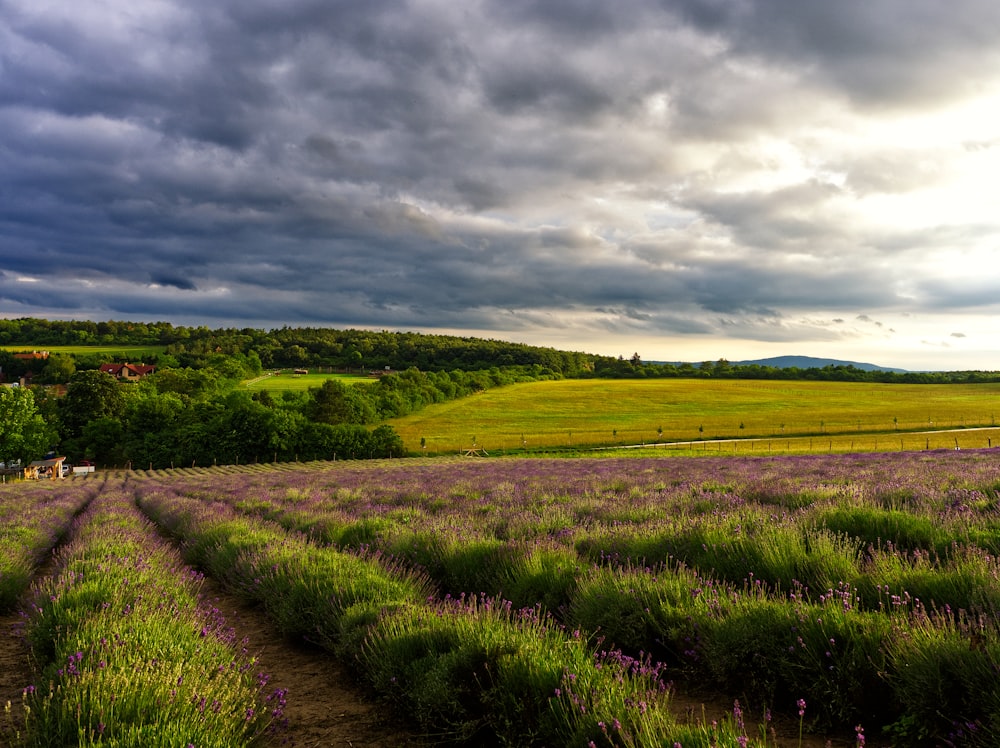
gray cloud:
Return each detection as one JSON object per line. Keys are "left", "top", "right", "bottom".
{"left": 1, "top": 0, "right": 1000, "bottom": 368}
{"left": 670, "top": 0, "right": 1000, "bottom": 108}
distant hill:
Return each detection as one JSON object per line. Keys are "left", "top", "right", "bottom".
{"left": 659, "top": 355, "right": 908, "bottom": 373}
{"left": 731, "top": 355, "right": 907, "bottom": 373}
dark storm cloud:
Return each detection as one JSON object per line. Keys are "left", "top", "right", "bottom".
{"left": 670, "top": 0, "right": 1000, "bottom": 107}
{"left": 1, "top": 0, "right": 999, "bottom": 366}
{"left": 150, "top": 274, "right": 198, "bottom": 292}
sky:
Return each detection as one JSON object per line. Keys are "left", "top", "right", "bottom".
{"left": 2, "top": 1, "right": 1000, "bottom": 371}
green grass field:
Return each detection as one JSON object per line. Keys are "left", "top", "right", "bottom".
{"left": 1, "top": 344, "right": 164, "bottom": 357}
{"left": 241, "top": 370, "right": 376, "bottom": 392}
{"left": 388, "top": 378, "right": 1000, "bottom": 454}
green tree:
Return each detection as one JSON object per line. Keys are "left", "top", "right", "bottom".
{"left": 0, "top": 387, "right": 53, "bottom": 465}
{"left": 369, "top": 424, "right": 404, "bottom": 457}
{"left": 151, "top": 367, "right": 224, "bottom": 398}
{"left": 122, "top": 389, "right": 186, "bottom": 468}
{"left": 38, "top": 353, "right": 76, "bottom": 384}
{"left": 282, "top": 345, "right": 310, "bottom": 367}
{"left": 153, "top": 352, "right": 181, "bottom": 370}
{"left": 327, "top": 424, "right": 373, "bottom": 459}
{"left": 81, "top": 417, "right": 126, "bottom": 467}
{"left": 213, "top": 392, "right": 285, "bottom": 464}
{"left": 0, "top": 351, "right": 30, "bottom": 382}
{"left": 306, "top": 379, "right": 376, "bottom": 425}
{"left": 173, "top": 402, "right": 224, "bottom": 466}
{"left": 59, "top": 370, "right": 128, "bottom": 441}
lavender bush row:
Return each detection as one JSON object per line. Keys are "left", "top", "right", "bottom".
{"left": 134, "top": 486, "right": 432, "bottom": 644}
{"left": 15, "top": 489, "right": 284, "bottom": 747}
{"left": 178, "top": 452, "right": 1000, "bottom": 617}
{"left": 359, "top": 592, "right": 741, "bottom": 746}
{"left": 164, "top": 452, "right": 1000, "bottom": 554}
{"left": 578, "top": 512, "right": 1000, "bottom": 615}
{"left": 568, "top": 559, "right": 1000, "bottom": 744}
{"left": 129, "top": 451, "right": 1000, "bottom": 743}
{"left": 0, "top": 481, "right": 95, "bottom": 611}
{"left": 134, "top": 483, "right": 767, "bottom": 746}
{"left": 153, "top": 451, "right": 1000, "bottom": 526}
{"left": 568, "top": 563, "right": 895, "bottom": 727}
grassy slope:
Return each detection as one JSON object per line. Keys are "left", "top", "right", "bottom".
{"left": 388, "top": 378, "right": 1000, "bottom": 453}
{"left": 1, "top": 344, "right": 164, "bottom": 356}
{"left": 241, "top": 371, "right": 376, "bottom": 392}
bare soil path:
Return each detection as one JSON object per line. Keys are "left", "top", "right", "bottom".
{"left": 0, "top": 609, "right": 32, "bottom": 747}
{"left": 201, "top": 583, "right": 426, "bottom": 748}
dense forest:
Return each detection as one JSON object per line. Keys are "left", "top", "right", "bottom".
{"left": 0, "top": 318, "right": 594, "bottom": 376}
{"left": 1, "top": 317, "right": 998, "bottom": 471}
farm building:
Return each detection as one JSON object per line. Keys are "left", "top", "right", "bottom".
{"left": 24, "top": 457, "right": 66, "bottom": 480}
{"left": 99, "top": 363, "right": 156, "bottom": 381}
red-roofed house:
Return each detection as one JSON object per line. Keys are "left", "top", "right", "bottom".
{"left": 99, "top": 363, "right": 156, "bottom": 381}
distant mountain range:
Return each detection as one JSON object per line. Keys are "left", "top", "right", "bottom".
{"left": 730, "top": 355, "right": 907, "bottom": 373}
{"left": 662, "top": 355, "right": 907, "bottom": 373}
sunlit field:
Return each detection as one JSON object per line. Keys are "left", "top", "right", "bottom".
{"left": 0, "top": 344, "right": 164, "bottom": 358}
{"left": 387, "top": 378, "right": 1000, "bottom": 454}
{"left": 241, "top": 370, "right": 376, "bottom": 392}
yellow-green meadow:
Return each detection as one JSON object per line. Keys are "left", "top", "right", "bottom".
{"left": 240, "top": 370, "right": 376, "bottom": 391}
{"left": 388, "top": 378, "right": 1000, "bottom": 454}
{"left": 0, "top": 344, "right": 164, "bottom": 357}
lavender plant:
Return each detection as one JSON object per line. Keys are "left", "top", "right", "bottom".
{"left": 19, "top": 490, "right": 283, "bottom": 747}
{"left": 0, "top": 481, "right": 93, "bottom": 611}
{"left": 361, "top": 592, "right": 729, "bottom": 746}
{"left": 136, "top": 486, "right": 433, "bottom": 648}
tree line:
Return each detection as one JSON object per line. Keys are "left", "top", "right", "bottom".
{"left": 1, "top": 351, "right": 555, "bottom": 469}
{"left": 0, "top": 318, "right": 594, "bottom": 376}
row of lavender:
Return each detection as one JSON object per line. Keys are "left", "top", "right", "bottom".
{"left": 6, "top": 486, "right": 285, "bottom": 746}
{"left": 134, "top": 482, "right": 760, "bottom": 747}
{"left": 0, "top": 480, "right": 95, "bottom": 612}
{"left": 149, "top": 450, "right": 1000, "bottom": 745}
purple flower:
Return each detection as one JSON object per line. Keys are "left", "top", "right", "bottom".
{"left": 733, "top": 700, "right": 744, "bottom": 731}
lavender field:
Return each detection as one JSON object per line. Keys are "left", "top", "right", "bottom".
{"left": 7, "top": 450, "right": 1000, "bottom": 746}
